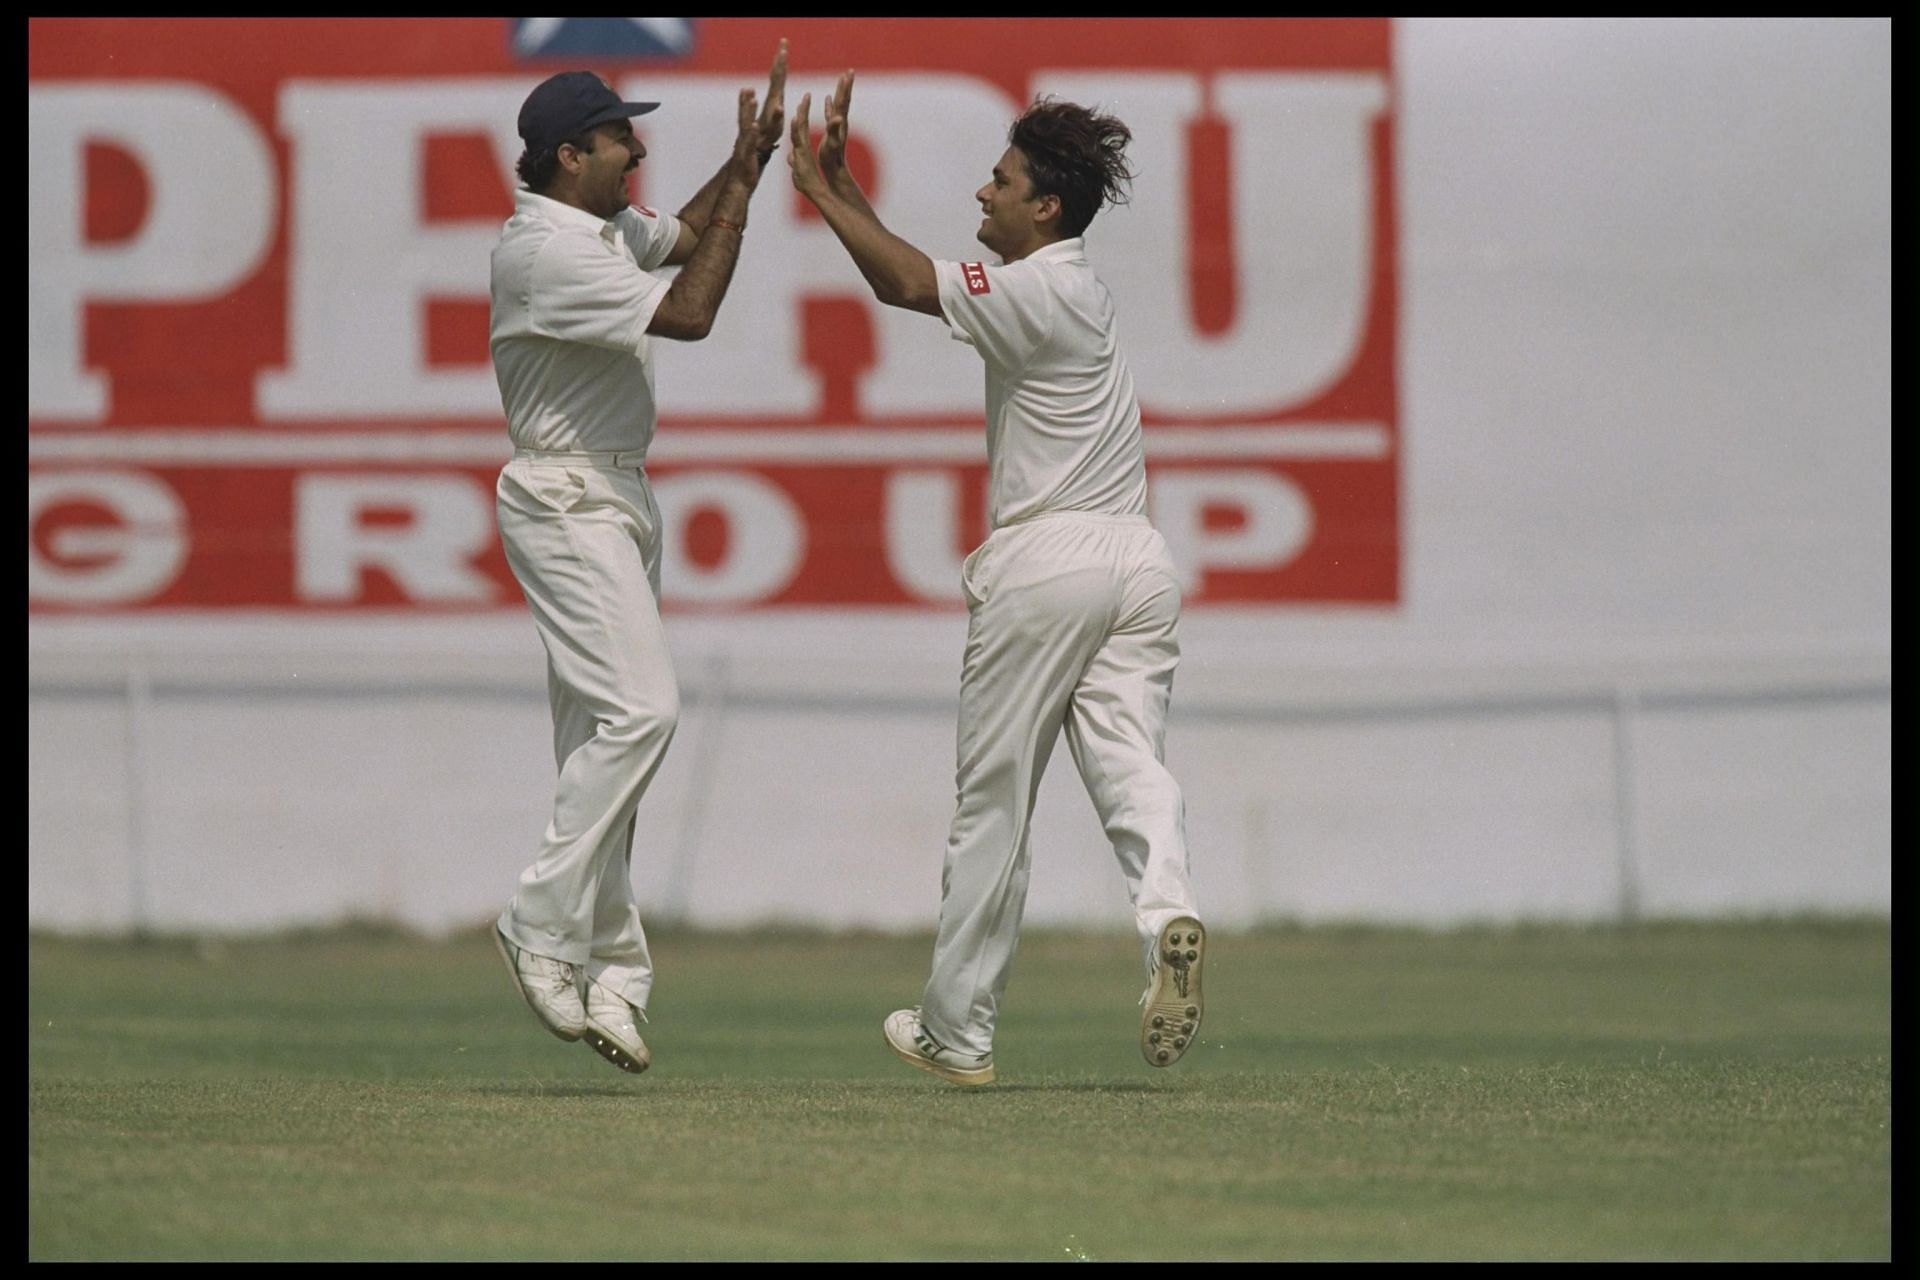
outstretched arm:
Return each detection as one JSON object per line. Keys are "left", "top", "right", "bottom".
{"left": 788, "top": 76, "right": 941, "bottom": 317}
{"left": 646, "top": 85, "right": 767, "bottom": 341}
{"left": 663, "top": 38, "right": 787, "bottom": 266}
{"left": 816, "top": 70, "right": 875, "bottom": 220}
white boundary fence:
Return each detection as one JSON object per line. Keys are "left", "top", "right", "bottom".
{"left": 28, "top": 645, "right": 1891, "bottom": 935}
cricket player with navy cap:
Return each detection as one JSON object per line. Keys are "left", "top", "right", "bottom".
{"left": 488, "top": 44, "right": 788, "bottom": 1075}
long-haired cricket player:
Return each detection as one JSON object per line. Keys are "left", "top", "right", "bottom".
{"left": 789, "top": 76, "right": 1206, "bottom": 1085}
{"left": 487, "top": 45, "right": 787, "bottom": 1074}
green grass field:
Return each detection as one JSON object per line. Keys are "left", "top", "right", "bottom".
{"left": 28, "top": 920, "right": 1889, "bottom": 1261}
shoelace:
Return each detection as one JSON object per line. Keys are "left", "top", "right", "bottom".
{"left": 547, "top": 962, "right": 578, "bottom": 996}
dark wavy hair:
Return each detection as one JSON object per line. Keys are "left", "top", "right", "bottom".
{"left": 1007, "top": 98, "right": 1135, "bottom": 239}
{"left": 515, "top": 129, "right": 598, "bottom": 194}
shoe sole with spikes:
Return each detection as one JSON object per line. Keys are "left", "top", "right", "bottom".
{"left": 1142, "top": 917, "right": 1205, "bottom": 1067}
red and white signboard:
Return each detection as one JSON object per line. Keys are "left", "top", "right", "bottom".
{"left": 28, "top": 18, "right": 1399, "bottom": 612}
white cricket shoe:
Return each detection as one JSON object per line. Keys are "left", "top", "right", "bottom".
{"left": 583, "top": 978, "right": 651, "bottom": 1075}
{"left": 883, "top": 1008, "right": 995, "bottom": 1086}
{"left": 493, "top": 925, "right": 585, "bottom": 1042}
{"left": 1141, "top": 917, "right": 1205, "bottom": 1068}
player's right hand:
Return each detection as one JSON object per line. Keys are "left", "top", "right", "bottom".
{"left": 818, "top": 70, "right": 855, "bottom": 185}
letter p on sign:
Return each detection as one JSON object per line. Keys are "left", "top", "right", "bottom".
{"left": 1152, "top": 469, "right": 1314, "bottom": 593}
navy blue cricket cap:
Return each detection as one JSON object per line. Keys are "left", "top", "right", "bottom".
{"left": 518, "top": 71, "right": 659, "bottom": 152}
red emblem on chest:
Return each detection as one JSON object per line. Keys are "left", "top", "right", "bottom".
{"left": 962, "top": 262, "right": 990, "bottom": 295}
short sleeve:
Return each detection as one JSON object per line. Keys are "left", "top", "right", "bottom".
{"left": 526, "top": 231, "right": 672, "bottom": 353}
{"left": 616, "top": 205, "right": 683, "bottom": 272}
{"left": 934, "top": 258, "right": 1056, "bottom": 373}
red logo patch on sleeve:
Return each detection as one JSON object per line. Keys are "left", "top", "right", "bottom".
{"left": 962, "top": 262, "right": 991, "bottom": 295}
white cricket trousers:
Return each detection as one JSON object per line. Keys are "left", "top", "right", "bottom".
{"left": 493, "top": 452, "right": 676, "bottom": 1012}
{"left": 920, "top": 512, "right": 1199, "bottom": 1056}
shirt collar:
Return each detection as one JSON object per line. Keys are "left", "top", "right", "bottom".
{"left": 515, "top": 188, "right": 620, "bottom": 239}
{"left": 1020, "top": 237, "right": 1087, "bottom": 266}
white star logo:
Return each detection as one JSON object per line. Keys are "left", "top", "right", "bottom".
{"left": 626, "top": 18, "right": 694, "bottom": 52}
{"left": 513, "top": 18, "right": 694, "bottom": 55}
{"left": 512, "top": 17, "right": 567, "bottom": 53}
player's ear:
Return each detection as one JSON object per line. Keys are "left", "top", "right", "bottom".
{"left": 1034, "top": 192, "right": 1062, "bottom": 230}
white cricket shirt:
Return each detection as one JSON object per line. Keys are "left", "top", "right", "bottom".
{"left": 490, "top": 190, "right": 681, "bottom": 455}
{"left": 934, "top": 238, "right": 1149, "bottom": 528}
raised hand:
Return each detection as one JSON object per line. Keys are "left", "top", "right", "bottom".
{"left": 730, "top": 87, "right": 766, "bottom": 188}
{"left": 787, "top": 92, "right": 826, "bottom": 200}
{"left": 756, "top": 38, "right": 789, "bottom": 157}
{"left": 818, "top": 69, "right": 854, "bottom": 184}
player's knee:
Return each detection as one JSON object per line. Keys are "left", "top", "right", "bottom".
{"left": 653, "top": 685, "right": 682, "bottom": 736}
{"left": 605, "top": 691, "right": 679, "bottom": 748}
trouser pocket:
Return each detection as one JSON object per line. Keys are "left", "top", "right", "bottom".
{"left": 499, "top": 462, "right": 590, "bottom": 516}
{"left": 960, "top": 534, "right": 999, "bottom": 608}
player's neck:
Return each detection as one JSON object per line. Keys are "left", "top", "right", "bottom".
{"left": 539, "top": 179, "right": 610, "bottom": 221}
{"left": 1001, "top": 231, "right": 1065, "bottom": 265}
